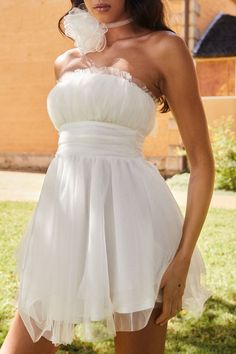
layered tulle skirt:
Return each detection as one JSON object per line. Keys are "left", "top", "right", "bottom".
{"left": 14, "top": 121, "right": 212, "bottom": 345}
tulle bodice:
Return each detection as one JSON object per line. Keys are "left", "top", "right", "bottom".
{"left": 46, "top": 66, "right": 158, "bottom": 136}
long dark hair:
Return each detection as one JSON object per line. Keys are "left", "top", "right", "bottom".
{"left": 58, "top": 0, "right": 175, "bottom": 113}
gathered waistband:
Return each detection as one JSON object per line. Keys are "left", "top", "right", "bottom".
{"left": 55, "top": 121, "right": 145, "bottom": 158}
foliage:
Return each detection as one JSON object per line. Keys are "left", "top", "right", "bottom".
{"left": 209, "top": 116, "right": 236, "bottom": 191}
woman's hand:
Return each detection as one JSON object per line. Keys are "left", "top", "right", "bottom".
{"left": 155, "top": 255, "right": 191, "bottom": 326}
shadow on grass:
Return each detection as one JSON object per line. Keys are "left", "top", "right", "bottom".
{"left": 166, "top": 296, "right": 236, "bottom": 354}
{"left": 58, "top": 338, "right": 114, "bottom": 354}
{"left": 58, "top": 342, "right": 99, "bottom": 354}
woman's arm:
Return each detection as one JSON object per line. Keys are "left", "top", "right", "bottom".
{"left": 154, "top": 33, "right": 215, "bottom": 325}
{"left": 159, "top": 34, "right": 215, "bottom": 262}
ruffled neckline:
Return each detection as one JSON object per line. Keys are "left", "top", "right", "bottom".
{"left": 56, "top": 65, "right": 159, "bottom": 105}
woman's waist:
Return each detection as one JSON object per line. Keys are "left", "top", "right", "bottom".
{"left": 55, "top": 121, "right": 145, "bottom": 158}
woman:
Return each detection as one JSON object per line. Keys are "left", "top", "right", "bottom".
{"left": 1, "top": 1, "right": 215, "bottom": 353}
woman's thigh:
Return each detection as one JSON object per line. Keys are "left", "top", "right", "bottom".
{"left": 0, "top": 311, "right": 60, "bottom": 354}
{"left": 114, "top": 302, "right": 168, "bottom": 354}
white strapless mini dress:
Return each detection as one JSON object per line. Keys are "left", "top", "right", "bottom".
{"left": 14, "top": 65, "right": 212, "bottom": 345}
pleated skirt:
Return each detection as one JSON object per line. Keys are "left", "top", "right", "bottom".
{"left": 14, "top": 121, "right": 212, "bottom": 345}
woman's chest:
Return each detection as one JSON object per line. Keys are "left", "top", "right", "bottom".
{"left": 66, "top": 44, "right": 162, "bottom": 99}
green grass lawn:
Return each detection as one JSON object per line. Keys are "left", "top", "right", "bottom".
{"left": 166, "top": 172, "right": 236, "bottom": 196}
{"left": 0, "top": 201, "right": 235, "bottom": 354}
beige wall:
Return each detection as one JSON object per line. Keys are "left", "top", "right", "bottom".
{"left": 202, "top": 96, "right": 236, "bottom": 132}
{"left": 0, "top": 0, "right": 71, "bottom": 155}
{"left": 143, "top": 96, "right": 236, "bottom": 163}
{"left": 166, "top": 0, "right": 184, "bottom": 36}
{"left": 196, "top": 58, "right": 236, "bottom": 97}
{"left": 144, "top": 110, "right": 181, "bottom": 158}
{"left": 0, "top": 0, "right": 235, "bottom": 173}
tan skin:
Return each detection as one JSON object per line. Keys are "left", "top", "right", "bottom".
{"left": 1, "top": 1, "right": 215, "bottom": 353}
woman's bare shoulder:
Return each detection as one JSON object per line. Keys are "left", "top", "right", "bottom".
{"left": 54, "top": 48, "right": 80, "bottom": 80}
{"left": 150, "top": 30, "right": 191, "bottom": 75}
{"left": 151, "top": 30, "right": 185, "bottom": 51}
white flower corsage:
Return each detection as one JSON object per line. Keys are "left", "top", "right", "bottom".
{"left": 63, "top": 6, "right": 108, "bottom": 55}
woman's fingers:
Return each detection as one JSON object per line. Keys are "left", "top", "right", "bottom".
{"left": 161, "top": 301, "right": 178, "bottom": 326}
{"left": 155, "top": 291, "right": 172, "bottom": 325}
{"left": 155, "top": 261, "right": 186, "bottom": 326}
{"left": 155, "top": 289, "right": 183, "bottom": 325}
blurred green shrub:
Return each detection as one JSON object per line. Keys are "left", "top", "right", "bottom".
{"left": 210, "top": 115, "right": 236, "bottom": 191}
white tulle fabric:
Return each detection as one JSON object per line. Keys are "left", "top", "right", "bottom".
{"left": 63, "top": 6, "right": 108, "bottom": 54}
{"left": 14, "top": 66, "right": 212, "bottom": 346}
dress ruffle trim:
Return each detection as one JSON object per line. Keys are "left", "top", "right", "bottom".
{"left": 56, "top": 64, "right": 159, "bottom": 105}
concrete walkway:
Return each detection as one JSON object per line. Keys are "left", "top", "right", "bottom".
{"left": 0, "top": 170, "right": 235, "bottom": 209}
{"left": 0, "top": 170, "right": 45, "bottom": 202}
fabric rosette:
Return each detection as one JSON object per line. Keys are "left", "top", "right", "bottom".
{"left": 63, "top": 6, "right": 108, "bottom": 55}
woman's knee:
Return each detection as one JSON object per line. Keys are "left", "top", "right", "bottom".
{"left": 0, "top": 311, "right": 60, "bottom": 354}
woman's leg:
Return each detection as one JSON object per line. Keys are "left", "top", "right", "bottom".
{"left": 114, "top": 302, "right": 168, "bottom": 354}
{"left": 0, "top": 311, "right": 60, "bottom": 354}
